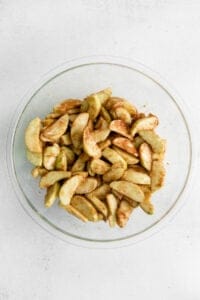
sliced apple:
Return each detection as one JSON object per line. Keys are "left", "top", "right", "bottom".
{"left": 45, "top": 182, "right": 60, "bottom": 208}
{"left": 59, "top": 175, "right": 84, "bottom": 206}
{"left": 112, "top": 137, "right": 138, "bottom": 156}
{"left": 86, "top": 184, "right": 111, "bottom": 201}
{"left": 71, "top": 152, "right": 89, "bottom": 172}
{"left": 103, "top": 163, "right": 126, "bottom": 183}
{"left": 138, "top": 130, "right": 166, "bottom": 154}
{"left": 106, "top": 194, "right": 118, "bottom": 227}
{"left": 40, "top": 171, "right": 71, "bottom": 188}
{"left": 71, "top": 112, "right": 89, "bottom": 149}
{"left": 150, "top": 160, "right": 165, "bottom": 192}
{"left": 112, "top": 146, "right": 139, "bottom": 165}
{"left": 102, "top": 147, "right": 127, "bottom": 169}
{"left": 83, "top": 126, "right": 101, "bottom": 158}
{"left": 110, "top": 120, "right": 132, "bottom": 140}
{"left": 117, "top": 200, "right": 134, "bottom": 228}
{"left": 64, "top": 205, "right": 88, "bottom": 222}
{"left": 90, "top": 158, "right": 110, "bottom": 175}
{"left": 25, "top": 117, "right": 42, "bottom": 153}
{"left": 75, "top": 177, "right": 98, "bottom": 194}
{"left": 110, "top": 181, "right": 144, "bottom": 203}
{"left": 53, "top": 99, "right": 81, "bottom": 114}
{"left": 71, "top": 195, "right": 98, "bottom": 221}
{"left": 139, "top": 142, "right": 152, "bottom": 171}
{"left": 87, "top": 195, "right": 108, "bottom": 218}
{"left": 122, "top": 166, "right": 151, "bottom": 185}
{"left": 41, "top": 114, "right": 69, "bottom": 142}
{"left": 131, "top": 115, "right": 159, "bottom": 137}
{"left": 55, "top": 148, "right": 67, "bottom": 171}
{"left": 43, "top": 144, "right": 60, "bottom": 170}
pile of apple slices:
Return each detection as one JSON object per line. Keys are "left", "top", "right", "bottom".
{"left": 25, "top": 88, "right": 166, "bottom": 228}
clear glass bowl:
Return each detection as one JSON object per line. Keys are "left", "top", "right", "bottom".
{"left": 7, "top": 56, "right": 195, "bottom": 248}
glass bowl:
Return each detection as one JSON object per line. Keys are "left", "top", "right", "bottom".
{"left": 7, "top": 56, "right": 194, "bottom": 248}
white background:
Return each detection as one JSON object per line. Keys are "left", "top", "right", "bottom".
{"left": 1, "top": 1, "right": 200, "bottom": 299}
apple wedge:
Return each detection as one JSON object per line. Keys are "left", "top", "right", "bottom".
{"left": 71, "top": 195, "right": 98, "bottom": 221}
{"left": 45, "top": 182, "right": 60, "bottom": 208}
{"left": 83, "top": 126, "right": 101, "bottom": 158}
{"left": 103, "top": 163, "right": 126, "bottom": 183}
{"left": 110, "top": 181, "right": 144, "bottom": 203}
{"left": 43, "top": 144, "right": 60, "bottom": 170}
{"left": 151, "top": 160, "right": 165, "bottom": 192}
{"left": 90, "top": 158, "right": 110, "bottom": 175}
{"left": 53, "top": 99, "right": 81, "bottom": 114}
{"left": 138, "top": 130, "right": 166, "bottom": 154}
{"left": 102, "top": 147, "right": 127, "bottom": 169}
{"left": 64, "top": 205, "right": 88, "bottom": 222}
{"left": 86, "top": 184, "right": 111, "bottom": 201}
{"left": 110, "top": 120, "right": 132, "bottom": 140}
{"left": 75, "top": 178, "right": 98, "bottom": 194}
{"left": 41, "top": 114, "right": 69, "bottom": 142}
{"left": 139, "top": 142, "right": 152, "bottom": 171}
{"left": 122, "top": 166, "right": 151, "bottom": 185}
{"left": 59, "top": 175, "right": 84, "bottom": 206}
{"left": 25, "top": 117, "right": 42, "bottom": 153}
{"left": 112, "top": 146, "right": 139, "bottom": 165}
{"left": 131, "top": 115, "right": 159, "bottom": 137}
{"left": 112, "top": 137, "right": 138, "bottom": 156}
{"left": 70, "top": 112, "right": 89, "bottom": 149}
{"left": 40, "top": 171, "right": 71, "bottom": 188}
{"left": 106, "top": 194, "right": 118, "bottom": 227}
{"left": 116, "top": 200, "right": 134, "bottom": 228}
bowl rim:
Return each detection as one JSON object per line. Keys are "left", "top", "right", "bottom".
{"left": 6, "top": 55, "right": 197, "bottom": 249}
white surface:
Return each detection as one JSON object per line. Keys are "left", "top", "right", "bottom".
{"left": 0, "top": 1, "right": 200, "bottom": 299}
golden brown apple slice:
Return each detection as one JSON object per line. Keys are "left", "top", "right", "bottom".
{"left": 40, "top": 171, "right": 71, "bottom": 188}
{"left": 25, "top": 117, "right": 42, "bottom": 153}
{"left": 110, "top": 120, "right": 132, "bottom": 140}
{"left": 71, "top": 195, "right": 98, "bottom": 221}
{"left": 116, "top": 200, "right": 134, "bottom": 228}
{"left": 106, "top": 194, "right": 118, "bottom": 227}
{"left": 122, "top": 166, "right": 151, "bottom": 185}
{"left": 139, "top": 142, "right": 152, "bottom": 171}
{"left": 59, "top": 175, "right": 84, "bottom": 206}
{"left": 110, "top": 181, "right": 144, "bottom": 203}
{"left": 150, "top": 160, "right": 165, "bottom": 192}
{"left": 131, "top": 115, "right": 159, "bottom": 137}
{"left": 83, "top": 126, "right": 101, "bottom": 158}
{"left": 45, "top": 182, "right": 60, "bottom": 208}
{"left": 75, "top": 178, "right": 98, "bottom": 194}
{"left": 70, "top": 112, "right": 89, "bottom": 149}
{"left": 112, "top": 137, "right": 138, "bottom": 156}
